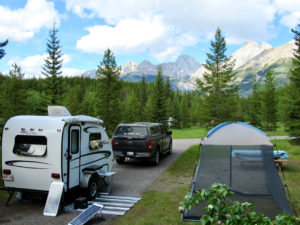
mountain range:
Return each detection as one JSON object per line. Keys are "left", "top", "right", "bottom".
{"left": 82, "top": 40, "right": 295, "bottom": 96}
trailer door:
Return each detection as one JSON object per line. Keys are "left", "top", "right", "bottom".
{"left": 68, "top": 126, "right": 81, "bottom": 189}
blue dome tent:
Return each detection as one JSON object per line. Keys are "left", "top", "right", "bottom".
{"left": 182, "top": 122, "right": 292, "bottom": 221}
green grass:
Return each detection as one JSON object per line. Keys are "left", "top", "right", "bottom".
{"left": 271, "top": 139, "right": 300, "bottom": 215}
{"left": 168, "top": 145, "right": 200, "bottom": 177}
{"left": 265, "top": 124, "right": 289, "bottom": 136}
{"left": 171, "top": 124, "right": 289, "bottom": 139}
{"left": 171, "top": 127, "right": 207, "bottom": 139}
{"left": 114, "top": 146, "right": 199, "bottom": 225}
{"left": 115, "top": 140, "right": 300, "bottom": 225}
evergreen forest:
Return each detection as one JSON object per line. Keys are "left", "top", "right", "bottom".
{"left": 0, "top": 25, "right": 300, "bottom": 138}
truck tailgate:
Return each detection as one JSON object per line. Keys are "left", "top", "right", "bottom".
{"left": 113, "top": 136, "right": 148, "bottom": 152}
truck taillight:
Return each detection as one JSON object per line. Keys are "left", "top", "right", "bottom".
{"left": 3, "top": 169, "right": 11, "bottom": 175}
{"left": 51, "top": 173, "right": 60, "bottom": 179}
{"left": 148, "top": 140, "right": 152, "bottom": 150}
{"left": 111, "top": 139, "right": 113, "bottom": 148}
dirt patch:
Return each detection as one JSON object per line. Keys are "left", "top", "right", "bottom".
{"left": 0, "top": 194, "right": 115, "bottom": 225}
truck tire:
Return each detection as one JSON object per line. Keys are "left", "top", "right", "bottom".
{"left": 86, "top": 175, "right": 100, "bottom": 200}
{"left": 152, "top": 150, "right": 160, "bottom": 166}
{"left": 116, "top": 157, "right": 125, "bottom": 164}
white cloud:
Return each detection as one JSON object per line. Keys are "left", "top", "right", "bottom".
{"left": 0, "top": 0, "right": 60, "bottom": 42}
{"left": 67, "top": 0, "right": 300, "bottom": 61}
{"left": 65, "top": 0, "right": 158, "bottom": 24}
{"left": 62, "top": 68, "right": 86, "bottom": 77}
{"left": 273, "top": 0, "right": 300, "bottom": 28}
{"left": 7, "top": 54, "right": 75, "bottom": 78}
{"left": 77, "top": 16, "right": 164, "bottom": 53}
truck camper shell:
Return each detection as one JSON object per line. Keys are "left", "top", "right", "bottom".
{"left": 1, "top": 106, "right": 114, "bottom": 200}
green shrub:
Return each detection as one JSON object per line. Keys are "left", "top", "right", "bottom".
{"left": 180, "top": 183, "right": 299, "bottom": 225}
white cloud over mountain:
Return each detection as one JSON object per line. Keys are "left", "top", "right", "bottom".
{"left": 274, "top": 0, "right": 300, "bottom": 28}
{"left": 0, "top": 0, "right": 60, "bottom": 42}
{"left": 6, "top": 54, "right": 80, "bottom": 78}
{"left": 66, "top": 0, "right": 300, "bottom": 61}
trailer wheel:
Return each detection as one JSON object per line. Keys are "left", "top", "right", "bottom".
{"left": 116, "top": 157, "right": 125, "bottom": 164}
{"left": 86, "top": 175, "right": 100, "bottom": 200}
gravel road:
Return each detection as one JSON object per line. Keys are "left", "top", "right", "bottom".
{"left": 110, "top": 139, "right": 201, "bottom": 196}
{"left": 0, "top": 139, "right": 201, "bottom": 225}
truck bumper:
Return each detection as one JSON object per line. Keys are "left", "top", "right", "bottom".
{"left": 113, "top": 151, "right": 153, "bottom": 158}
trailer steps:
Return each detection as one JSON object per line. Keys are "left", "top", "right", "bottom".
{"left": 77, "top": 194, "right": 142, "bottom": 216}
{"left": 43, "top": 181, "right": 64, "bottom": 216}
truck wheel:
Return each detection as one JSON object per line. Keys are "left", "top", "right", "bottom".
{"left": 116, "top": 157, "right": 125, "bottom": 164}
{"left": 86, "top": 175, "right": 100, "bottom": 200}
{"left": 152, "top": 150, "right": 160, "bottom": 166}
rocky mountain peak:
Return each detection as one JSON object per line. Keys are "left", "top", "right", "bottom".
{"left": 231, "top": 41, "right": 272, "bottom": 69}
{"left": 121, "top": 61, "right": 138, "bottom": 75}
{"left": 137, "top": 60, "right": 157, "bottom": 75}
{"left": 176, "top": 55, "right": 201, "bottom": 73}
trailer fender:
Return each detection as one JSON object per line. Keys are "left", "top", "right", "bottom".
{"left": 80, "top": 172, "right": 99, "bottom": 188}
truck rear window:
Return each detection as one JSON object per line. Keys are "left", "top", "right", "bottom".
{"left": 116, "top": 126, "right": 148, "bottom": 136}
{"left": 13, "top": 135, "right": 47, "bottom": 157}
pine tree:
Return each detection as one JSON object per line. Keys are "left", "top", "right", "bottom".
{"left": 96, "top": 49, "right": 121, "bottom": 136}
{"left": 196, "top": 27, "right": 238, "bottom": 127}
{"left": 144, "top": 93, "right": 154, "bottom": 122}
{"left": 180, "top": 93, "right": 190, "bottom": 128}
{"left": 0, "top": 64, "right": 27, "bottom": 121}
{"left": 9, "top": 63, "right": 24, "bottom": 78}
{"left": 0, "top": 39, "right": 8, "bottom": 60}
{"left": 152, "top": 66, "right": 168, "bottom": 128}
{"left": 138, "top": 75, "right": 148, "bottom": 121}
{"left": 165, "top": 76, "right": 173, "bottom": 119}
{"left": 262, "top": 69, "right": 278, "bottom": 130}
{"left": 171, "top": 93, "right": 181, "bottom": 128}
{"left": 81, "top": 90, "right": 97, "bottom": 116}
{"left": 249, "top": 74, "right": 262, "bottom": 128}
{"left": 41, "top": 24, "right": 64, "bottom": 107}
{"left": 64, "top": 85, "right": 84, "bottom": 115}
{"left": 123, "top": 90, "right": 140, "bottom": 123}
{"left": 287, "top": 24, "right": 300, "bottom": 137}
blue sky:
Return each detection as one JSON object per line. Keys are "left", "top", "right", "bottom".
{"left": 0, "top": 0, "right": 299, "bottom": 77}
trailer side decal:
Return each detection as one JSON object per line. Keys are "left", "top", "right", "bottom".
{"left": 5, "top": 160, "right": 50, "bottom": 169}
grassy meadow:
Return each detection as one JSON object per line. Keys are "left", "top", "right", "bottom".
{"left": 114, "top": 145, "right": 200, "bottom": 225}
{"left": 271, "top": 139, "right": 300, "bottom": 215}
{"left": 115, "top": 139, "right": 300, "bottom": 224}
{"left": 171, "top": 123, "right": 289, "bottom": 139}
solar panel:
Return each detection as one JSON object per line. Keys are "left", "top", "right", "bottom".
{"left": 68, "top": 204, "right": 103, "bottom": 225}
{"left": 43, "top": 181, "right": 64, "bottom": 216}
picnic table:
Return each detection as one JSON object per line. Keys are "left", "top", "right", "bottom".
{"left": 232, "top": 150, "right": 289, "bottom": 172}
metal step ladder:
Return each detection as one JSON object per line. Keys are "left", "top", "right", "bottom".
{"left": 77, "top": 194, "right": 142, "bottom": 216}
{"left": 43, "top": 181, "right": 64, "bottom": 216}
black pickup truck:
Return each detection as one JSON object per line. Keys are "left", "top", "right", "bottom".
{"left": 111, "top": 123, "right": 172, "bottom": 165}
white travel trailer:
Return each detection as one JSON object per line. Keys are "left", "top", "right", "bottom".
{"left": 1, "top": 106, "right": 114, "bottom": 200}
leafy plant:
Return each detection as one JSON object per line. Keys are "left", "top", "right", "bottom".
{"left": 180, "top": 183, "right": 299, "bottom": 225}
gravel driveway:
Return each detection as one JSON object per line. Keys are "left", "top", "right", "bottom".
{"left": 0, "top": 139, "right": 201, "bottom": 225}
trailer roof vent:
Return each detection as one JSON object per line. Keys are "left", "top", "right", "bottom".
{"left": 48, "top": 106, "right": 71, "bottom": 117}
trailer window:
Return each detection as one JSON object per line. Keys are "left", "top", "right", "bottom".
{"left": 71, "top": 130, "right": 79, "bottom": 154}
{"left": 89, "top": 133, "right": 102, "bottom": 150}
{"left": 13, "top": 135, "right": 47, "bottom": 157}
